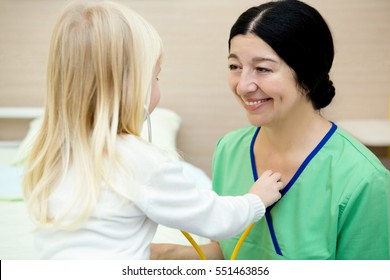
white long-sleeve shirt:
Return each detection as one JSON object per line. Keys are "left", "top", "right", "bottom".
{"left": 34, "top": 135, "right": 265, "bottom": 259}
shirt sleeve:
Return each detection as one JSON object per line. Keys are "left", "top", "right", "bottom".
{"left": 135, "top": 161, "right": 265, "bottom": 240}
{"left": 336, "top": 168, "right": 390, "bottom": 259}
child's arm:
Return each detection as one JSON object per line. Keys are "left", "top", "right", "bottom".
{"left": 136, "top": 162, "right": 284, "bottom": 241}
{"left": 150, "top": 170, "right": 284, "bottom": 260}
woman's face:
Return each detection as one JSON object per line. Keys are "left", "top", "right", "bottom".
{"left": 227, "top": 33, "right": 308, "bottom": 127}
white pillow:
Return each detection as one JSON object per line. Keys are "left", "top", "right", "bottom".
{"left": 140, "top": 107, "right": 182, "bottom": 153}
{"left": 14, "top": 117, "right": 42, "bottom": 165}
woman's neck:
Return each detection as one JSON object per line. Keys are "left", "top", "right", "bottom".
{"left": 257, "top": 109, "right": 331, "bottom": 155}
{"left": 253, "top": 108, "right": 332, "bottom": 185}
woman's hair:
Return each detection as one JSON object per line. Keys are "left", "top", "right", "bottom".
{"left": 22, "top": 1, "right": 163, "bottom": 229}
{"left": 229, "top": 0, "right": 335, "bottom": 110}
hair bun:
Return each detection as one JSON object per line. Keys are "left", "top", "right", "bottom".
{"left": 326, "top": 79, "right": 335, "bottom": 97}
{"left": 311, "top": 76, "right": 335, "bottom": 110}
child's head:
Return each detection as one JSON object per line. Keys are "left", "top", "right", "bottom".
{"left": 47, "top": 1, "right": 163, "bottom": 138}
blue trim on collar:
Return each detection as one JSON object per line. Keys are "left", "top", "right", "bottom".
{"left": 249, "top": 127, "right": 261, "bottom": 181}
{"left": 269, "top": 122, "right": 337, "bottom": 210}
{"left": 249, "top": 122, "right": 337, "bottom": 256}
{"left": 265, "top": 212, "right": 283, "bottom": 255}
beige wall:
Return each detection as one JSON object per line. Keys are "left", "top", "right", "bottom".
{"left": 1, "top": 0, "right": 389, "bottom": 175}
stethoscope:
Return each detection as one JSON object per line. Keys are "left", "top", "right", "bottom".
{"left": 144, "top": 105, "right": 152, "bottom": 143}
{"left": 144, "top": 105, "right": 253, "bottom": 260}
{"left": 180, "top": 225, "right": 255, "bottom": 260}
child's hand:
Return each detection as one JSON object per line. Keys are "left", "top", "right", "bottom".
{"left": 249, "top": 170, "right": 284, "bottom": 207}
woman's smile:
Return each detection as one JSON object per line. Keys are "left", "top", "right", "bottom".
{"left": 241, "top": 97, "right": 273, "bottom": 111}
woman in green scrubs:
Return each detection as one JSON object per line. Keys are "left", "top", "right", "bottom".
{"left": 151, "top": 0, "right": 390, "bottom": 260}
{"left": 214, "top": 0, "right": 390, "bottom": 260}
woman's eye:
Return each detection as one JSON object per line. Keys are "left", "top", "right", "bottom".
{"left": 256, "top": 67, "right": 270, "bottom": 73}
{"left": 228, "top": 64, "right": 240, "bottom": 70}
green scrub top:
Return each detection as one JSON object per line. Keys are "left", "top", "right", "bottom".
{"left": 212, "top": 123, "right": 390, "bottom": 260}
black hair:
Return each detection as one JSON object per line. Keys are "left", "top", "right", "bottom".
{"left": 229, "top": 0, "right": 335, "bottom": 110}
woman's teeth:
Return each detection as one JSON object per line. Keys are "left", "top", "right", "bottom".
{"left": 243, "top": 98, "right": 271, "bottom": 106}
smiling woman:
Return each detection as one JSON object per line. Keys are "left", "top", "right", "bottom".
{"left": 152, "top": 0, "right": 390, "bottom": 260}
{"left": 227, "top": 33, "right": 303, "bottom": 125}
{"left": 214, "top": 0, "right": 389, "bottom": 260}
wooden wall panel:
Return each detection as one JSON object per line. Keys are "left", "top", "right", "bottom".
{"left": 0, "top": 0, "right": 389, "bottom": 175}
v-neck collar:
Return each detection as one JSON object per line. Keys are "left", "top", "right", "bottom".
{"left": 249, "top": 122, "right": 337, "bottom": 256}
{"left": 250, "top": 122, "right": 337, "bottom": 208}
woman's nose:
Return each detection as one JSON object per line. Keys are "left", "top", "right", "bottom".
{"left": 236, "top": 72, "right": 258, "bottom": 95}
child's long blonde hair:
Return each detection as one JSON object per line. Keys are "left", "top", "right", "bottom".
{"left": 22, "top": 1, "right": 163, "bottom": 229}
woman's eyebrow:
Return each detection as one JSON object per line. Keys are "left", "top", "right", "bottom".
{"left": 228, "top": 53, "right": 278, "bottom": 63}
{"left": 228, "top": 53, "right": 239, "bottom": 59}
{"left": 252, "top": 57, "right": 278, "bottom": 63}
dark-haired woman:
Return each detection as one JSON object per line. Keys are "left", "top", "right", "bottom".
{"left": 152, "top": 0, "right": 389, "bottom": 260}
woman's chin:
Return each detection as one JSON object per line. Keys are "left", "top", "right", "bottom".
{"left": 246, "top": 113, "right": 271, "bottom": 127}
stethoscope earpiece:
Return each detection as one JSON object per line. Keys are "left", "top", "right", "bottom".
{"left": 144, "top": 105, "right": 152, "bottom": 143}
